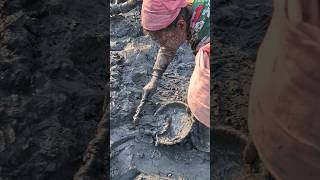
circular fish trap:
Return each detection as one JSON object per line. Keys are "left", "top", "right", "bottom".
{"left": 154, "top": 101, "right": 194, "bottom": 145}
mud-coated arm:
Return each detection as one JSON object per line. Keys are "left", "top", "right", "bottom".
{"left": 142, "top": 47, "right": 177, "bottom": 100}
{"left": 152, "top": 46, "right": 177, "bottom": 78}
{"left": 133, "top": 47, "right": 176, "bottom": 125}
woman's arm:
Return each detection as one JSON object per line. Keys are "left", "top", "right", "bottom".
{"left": 142, "top": 46, "right": 176, "bottom": 98}
{"left": 152, "top": 46, "right": 177, "bottom": 78}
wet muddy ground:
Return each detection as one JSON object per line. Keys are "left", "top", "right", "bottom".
{"left": 213, "top": 0, "right": 272, "bottom": 179}
{"left": 0, "top": 0, "right": 274, "bottom": 179}
{"left": 110, "top": 5, "right": 210, "bottom": 179}
{"left": 110, "top": 0, "right": 273, "bottom": 179}
{"left": 0, "top": 0, "right": 107, "bottom": 179}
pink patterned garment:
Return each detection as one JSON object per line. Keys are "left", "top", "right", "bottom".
{"left": 187, "top": 43, "right": 210, "bottom": 127}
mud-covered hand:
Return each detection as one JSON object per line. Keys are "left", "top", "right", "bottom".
{"left": 143, "top": 46, "right": 176, "bottom": 98}
{"left": 132, "top": 75, "right": 159, "bottom": 125}
{"left": 141, "top": 46, "right": 175, "bottom": 98}
{"left": 142, "top": 75, "right": 159, "bottom": 99}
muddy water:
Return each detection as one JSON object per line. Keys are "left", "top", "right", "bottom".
{"left": 163, "top": 109, "right": 187, "bottom": 138}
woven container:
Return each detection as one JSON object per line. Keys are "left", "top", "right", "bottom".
{"left": 154, "top": 101, "right": 194, "bottom": 145}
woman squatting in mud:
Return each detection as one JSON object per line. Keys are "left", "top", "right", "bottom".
{"left": 140, "top": 0, "right": 210, "bottom": 152}
{"left": 249, "top": 0, "right": 320, "bottom": 179}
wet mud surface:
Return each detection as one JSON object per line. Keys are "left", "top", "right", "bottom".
{"left": 213, "top": 127, "right": 247, "bottom": 179}
{"left": 213, "top": 0, "right": 272, "bottom": 179}
{"left": 110, "top": 0, "right": 274, "bottom": 179}
{"left": 213, "top": 0, "right": 272, "bottom": 131}
{"left": 0, "top": 0, "right": 107, "bottom": 179}
{"left": 110, "top": 4, "right": 210, "bottom": 180}
{"left": 0, "top": 0, "right": 274, "bottom": 179}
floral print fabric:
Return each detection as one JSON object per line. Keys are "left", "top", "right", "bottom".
{"left": 189, "top": 0, "right": 210, "bottom": 51}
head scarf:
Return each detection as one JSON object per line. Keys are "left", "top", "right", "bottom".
{"left": 141, "top": 0, "right": 187, "bottom": 31}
